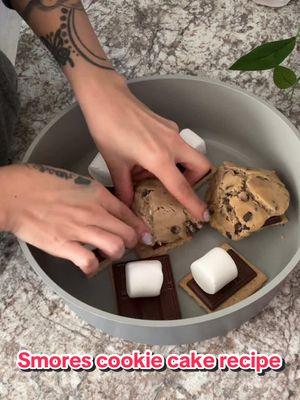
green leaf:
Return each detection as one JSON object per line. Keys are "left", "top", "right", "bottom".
{"left": 229, "top": 37, "right": 296, "bottom": 71}
{"left": 273, "top": 66, "right": 297, "bottom": 89}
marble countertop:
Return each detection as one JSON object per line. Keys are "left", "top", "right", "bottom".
{"left": 0, "top": 0, "right": 299, "bottom": 398}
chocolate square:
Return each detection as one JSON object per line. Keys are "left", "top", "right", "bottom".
{"left": 263, "top": 215, "right": 283, "bottom": 227}
{"left": 186, "top": 249, "right": 257, "bottom": 311}
{"left": 112, "top": 255, "right": 181, "bottom": 320}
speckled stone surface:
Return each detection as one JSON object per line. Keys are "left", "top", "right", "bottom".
{"left": 1, "top": 0, "right": 299, "bottom": 399}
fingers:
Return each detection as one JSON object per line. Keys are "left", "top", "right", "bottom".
{"left": 56, "top": 241, "right": 100, "bottom": 277}
{"left": 152, "top": 162, "right": 209, "bottom": 221}
{"left": 96, "top": 189, "right": 154, "bottom": 245}
{"left": 89, "top": 209, "right": 138, "bottom": 249}
{"left": 179, "top": 145, "right": 212, "bottom": 185}
{"left": 75, "top": 226, "right": 126, "bottom": 260}
{"left": 132, "top": 169, "right": 154, "bottom": 182}
{"left": 110, "top": 165, "right": 134, "bottom": 207}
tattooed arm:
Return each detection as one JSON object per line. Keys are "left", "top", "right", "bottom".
{"left": 0, "top": 163, "right": 150, "bottom": 275}
{"left": 11, "top": 0, "right": 212, "bottom": 221}
{"left": 10, "top": 1, "right": 120, "bottom": 84}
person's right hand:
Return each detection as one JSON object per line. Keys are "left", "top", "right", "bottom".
{"left": 0, "top": 164, "right": 152, "bottom": 277}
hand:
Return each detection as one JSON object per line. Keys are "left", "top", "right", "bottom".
{"left": 77, "top": 74, "right": 212, "bottom": 221}
{"left": 0, "top": 164, "right": 151, "bottom": 276}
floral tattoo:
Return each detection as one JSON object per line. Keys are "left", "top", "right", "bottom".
{"left": 21, "top": 0, "right": 113, "bottom": 70}
{"left": 40, "top": 28, "right": 74, "bottom": 67}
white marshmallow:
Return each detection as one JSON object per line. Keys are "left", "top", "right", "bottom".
{"left": 180, "top": 129, "right": 206, "bottom": 154}
{"left": 125, "top": 260, "right": 163, "bottom": 298}
{"left": 191, "top": 247, "right": 238, "bottom": 295}
{"left": 88, "top": 153, "right": 113, "bottom": 187}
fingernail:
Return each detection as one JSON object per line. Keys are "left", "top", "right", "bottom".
{"left": 141, "top": 232, "right": 154, "bottom": 246}
{"left": 203, "top": 209, "right": 210, "bottom": 222}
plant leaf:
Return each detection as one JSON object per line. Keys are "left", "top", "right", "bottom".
{"left": 229, "top": 37, "right": 296, "bottom": 71}
{"left": 273, "top": 66, "right": 297, "bottom": 89}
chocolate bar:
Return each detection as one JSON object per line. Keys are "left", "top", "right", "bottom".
{"left": 180, "top": 243, "right": 267, "bottom": 312}
{"left": 262, "top": 215, "right": 287, "bottom": 228}
{"left": 112, "top": 255, "right": 181, "bottom": 320}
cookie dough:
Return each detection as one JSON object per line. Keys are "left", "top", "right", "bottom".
{"left": 133, "top": 179, "right": 202, "bottom": 257}
{"left": 206, "top": 162, "right": 290, "bottom": 240}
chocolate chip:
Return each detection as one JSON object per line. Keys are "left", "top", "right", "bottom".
{"left": 171, "top": 225, "right": 181, "bottom": 234}
{"left": 185, "top": 220, "right": 202, "bottom": 234}
{"left": 234, "top": 222, "right": 243, "bottom": 234}
{"left": 208, "top": 205, "right": 215, "bottom": 214}
{"left": 243, "top": 225, "right": 250, "bottom": 230}
{"left": 142, "top": 189, "right": 152, "bottom": 197}
{"left": 186, "top": 221, "right": 196, "bottom": 233}
{"left": 243, "top": 211, "right": 253, "bottom": 222}
{"left": 152, "top": 242, "right": 166, "bottom": 249}
{"left": 226, "top": 231, "right": 232, "bottom": 239}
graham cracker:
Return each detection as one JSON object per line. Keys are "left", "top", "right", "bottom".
{"left": 179, "top": 243, "right": 267, "bottom": 313}
{"left": 135, "top": 236, "right": 192, "bottom": 259}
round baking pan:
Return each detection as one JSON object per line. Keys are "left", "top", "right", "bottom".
{"left": 20, "top": 76, "right": 300, "bottom": 345}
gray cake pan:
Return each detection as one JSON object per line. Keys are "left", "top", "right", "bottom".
{"left": 20, "top": 75, "right": 300, "bottom": 345}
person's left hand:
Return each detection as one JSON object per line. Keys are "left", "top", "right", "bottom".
{"left": 77, "top": 74, "right": 212, "bottom": 222}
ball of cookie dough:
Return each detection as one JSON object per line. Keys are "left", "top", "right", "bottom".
{"left": 132, "top": 179, "right": 203, "bottom": 252}
{"left": 206, "top": 161, "right": 290, "bottom": 240}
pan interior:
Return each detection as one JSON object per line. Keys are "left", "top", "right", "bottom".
{"left": 26, "top": 78, "right": 300, "bottom": 320}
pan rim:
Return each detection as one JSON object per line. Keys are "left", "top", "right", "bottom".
{"left": 20, "top": 74, "right": 300, "bottom": 328}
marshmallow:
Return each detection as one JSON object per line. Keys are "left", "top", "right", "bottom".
{"left": 180, "top": 129, "right": 206, "bottom": 154}
{"left": 191, "top": 247, "right": 238, "bottom": 294}
{"left": 88, "top": 153, "right": 113, "bottom": 187}
{"left": 125, "top": 260, "right": 164, "bottom": 298}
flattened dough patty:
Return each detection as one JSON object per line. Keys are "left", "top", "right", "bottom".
{"left": 132, "top": 178, "right": 202, "bottom": 249}
{"left": 206, "top": 162, "right": 290, "bottom": 240}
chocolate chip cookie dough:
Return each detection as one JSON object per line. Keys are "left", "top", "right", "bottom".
{"left": 206, "top": 162, "right": 290, "bottom": 240}
{"left": 133, "top": 179, "right": 203, "bottom": 258}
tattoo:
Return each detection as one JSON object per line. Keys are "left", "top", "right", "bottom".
{"left": 40, "top": 28, "right": 74, "bottom": 67}
{"left": 28, "top": 164, "right": 92, "bottom": 185}
{"left": 22, "top": 0, "right": 114, "bottom": 70}
{"left": 74, "top": 176, "right": 92, "bottom": 185}
{"left": 22, "top": 0, "right": 83, "bottom": 19}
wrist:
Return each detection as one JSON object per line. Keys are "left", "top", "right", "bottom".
{"left": 71, "top": 69, "right": 127, "bottom": 102}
